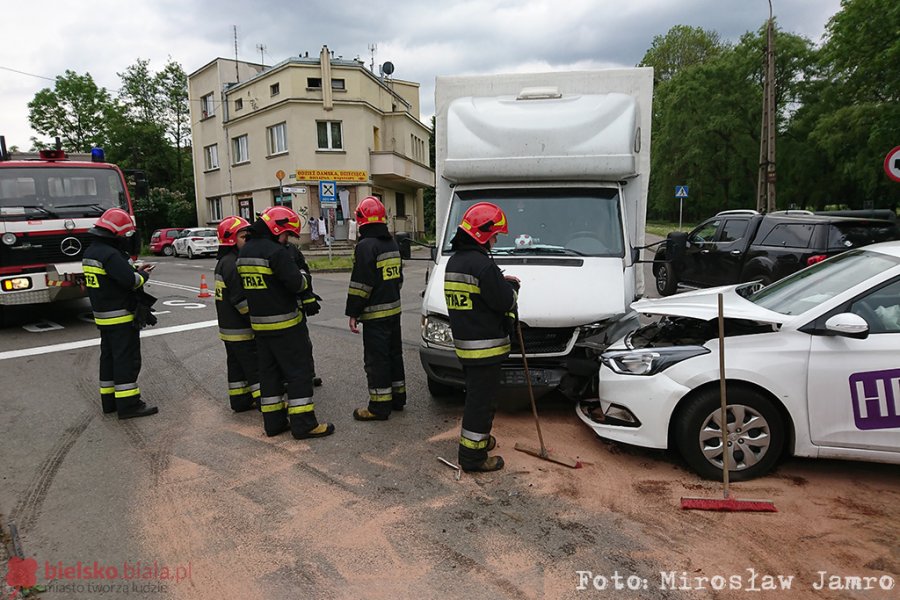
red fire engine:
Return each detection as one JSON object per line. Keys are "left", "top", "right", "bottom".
{"left": 0, "top": 136, "right": 141, "bottom": 322}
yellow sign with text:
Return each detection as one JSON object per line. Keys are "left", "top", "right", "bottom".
{"left": 295, "top": 169, "right": 368, "bottom": 182}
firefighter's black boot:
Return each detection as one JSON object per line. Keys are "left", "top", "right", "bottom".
{"left": 230, "top": 395, "right": 256, "bottom": 413}
{"left": 263, "top": 408, "right": 289, "bottom": 437}
{"left": 461, "top": 456, "right": 504, "bottom": 473}
{"left": 117, "top": 398, "right": 159, "bottom": 420}
{"left": 353, "top": 408, "right": 388, "bottom": 421}
{"left": 293, "top": 422, "right": 335, "bottom": 439}
{"left": 101, "top": 394, "right": 117, "bottom": 414}
{"left": 313, "top": 377, "right": 323, "bottom": 387}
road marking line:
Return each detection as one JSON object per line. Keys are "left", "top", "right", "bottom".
{"left": 146, "top": 280, "right": 201, "bottom": 293}
{"left": 0, "top": 320, "right": 219, "bottom": 361}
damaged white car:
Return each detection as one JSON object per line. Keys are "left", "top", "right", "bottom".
{"left": 578, "top": 242, "right": 900, "bottom": 480}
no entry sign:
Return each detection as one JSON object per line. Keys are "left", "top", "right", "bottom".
{"left": 884, "top": 146, "right": 900, "bottom": 183}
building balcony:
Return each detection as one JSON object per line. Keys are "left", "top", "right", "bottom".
{"left": 369, "top": 151, "right": 434, "bottom": 189}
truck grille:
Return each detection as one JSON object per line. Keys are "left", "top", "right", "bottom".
{"left": 510, "top": 326, "right": 575, "bottom": 355}
{"left": 0, "top": 232, "right": 93, "bottom": 267}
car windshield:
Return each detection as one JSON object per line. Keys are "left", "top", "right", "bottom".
{"left": 442, "top": 187, "right": 624, "bottom": 257}
{"left": 748, "top": 248, "right": 900, "bottom": 315}
{"left": 0, "top": 166, "right": 127, "bottom": 219}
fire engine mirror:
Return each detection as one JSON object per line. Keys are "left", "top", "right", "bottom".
{"left": 396, "top": 232, "right": 412, "bottom": 260}
{"left": 666, "top": 231, "right": 688, "bottom": 262}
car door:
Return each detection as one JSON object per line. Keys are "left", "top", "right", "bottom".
{"left": 707, "top": 217, "right": 751, "bottom": 286}
{"left": 807, "top": 277, "right": 900, "bottom": 453}
{"left": 680, "top": 218, "right": 721, "bottom": 285}
{"left": 174, "top": 231, "right": 188, "bottom": 254}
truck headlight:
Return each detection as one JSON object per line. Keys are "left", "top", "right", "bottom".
{"left": 422, "top": 314, "right": 454, "bottom": 347}
{"left": 601, "top": 346, "right": 709, "bottom": 376}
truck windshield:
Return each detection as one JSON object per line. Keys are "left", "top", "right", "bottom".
{"left": 443, "top": 188, "right": 624, "bottom": 257}
{"left": 0, "top": 167, "right": 128, "bottom": 219}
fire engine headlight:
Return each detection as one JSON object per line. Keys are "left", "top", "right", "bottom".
{"left": 601, "top": 346, "right": 709, "bottom": 376}
{"left": 2, "top": 233, "right": 17, "bottom": 246}
{"left": 422, "top": 314, "right": 454, "bottom": 348}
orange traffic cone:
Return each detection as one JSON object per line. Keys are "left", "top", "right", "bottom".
{"left": 198, "top": 273, "right": 212, "bottom": 298}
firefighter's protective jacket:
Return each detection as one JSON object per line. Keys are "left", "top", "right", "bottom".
{"left": 82, "top": 236, "right": 148, "bottom": 326}
{"left": 237, "top": 235, "right": 309, "bottom": 334}
{"left": 345, "top": 224, "right": 403, "bottom": 321}
{"left": 215, "top": 248, "right": 253, "bottom": 341}
{"left": 444, "top": 234, "right": 517, "bottom": 365}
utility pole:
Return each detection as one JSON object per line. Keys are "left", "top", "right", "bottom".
{"left": 756, "top": 0, "right": 777, "bottom": 213}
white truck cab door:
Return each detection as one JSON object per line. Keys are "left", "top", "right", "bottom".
{"left": 807, "top": 278, "right": 900, "bottom": 453}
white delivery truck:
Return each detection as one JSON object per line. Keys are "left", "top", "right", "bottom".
{"left": 418, "top": 68, "right": 653, "bottom": 401}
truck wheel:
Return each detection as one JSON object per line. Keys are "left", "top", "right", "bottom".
{"left": 427, "top": 376, "right": 457, "bottom": 398}
{"left": 163, "top": 245, "right": 174, "bottom": 256}
{"left": 674, "top": 387, "right": 785, "bottom": 481}
{"left": 655, "top": 263, "right": 679, "bottom": 296}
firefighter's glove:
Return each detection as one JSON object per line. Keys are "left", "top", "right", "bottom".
{"left": 301, "top": 293, "right": 323, "bottom": 316}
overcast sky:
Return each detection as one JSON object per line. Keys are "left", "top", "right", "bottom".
{"left": 1, "top": 0, "right": 843, "bottom": 150}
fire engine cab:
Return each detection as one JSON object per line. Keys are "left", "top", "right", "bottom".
{"left": 0, "top": 136, "right": 138, "bottom": 322}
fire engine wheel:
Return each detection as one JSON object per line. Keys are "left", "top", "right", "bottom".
{"left": 162, "top": 245, "right": 174, "bottom": 256}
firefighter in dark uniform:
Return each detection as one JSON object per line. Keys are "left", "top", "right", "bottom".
{"left": 214, "top": 215, "right": 259, "bottom": 412}
{"left": 237, "top": 206, "right": 334, "bottom": 439}
{"left": 345, "top": 196, "right": 406, "bottom": 421}
{"left": 444, "top": 202, "right": 519, "bottom": 472}
{"left": 82, "top": 207, "right": 159, "bottom": 419}
{"left": 285, "top": 241, "right": 323, "bottom": 388}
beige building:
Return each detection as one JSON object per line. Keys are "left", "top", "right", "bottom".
{"left": 188, "top": 46, "right": 434, "bottom": 243}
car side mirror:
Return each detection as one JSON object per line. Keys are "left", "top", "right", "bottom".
{"left": 666, "top": 231, "right": 688, "bottom": 262}
{"left": 824, "top": 313, "right": 869, "bottom": 339}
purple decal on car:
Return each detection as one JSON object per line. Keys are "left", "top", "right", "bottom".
{"left": 850, "top": 368, "right": 900, "bottom": 430}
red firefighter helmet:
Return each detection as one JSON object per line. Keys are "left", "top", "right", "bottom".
{"left": 355, "top": 196, "right": 386, "bottom": 227}
{"left": 93, "top": 208, "right": 136, "bottom": 238}
{"left": 459, "top": 202, "right": 508, "bottom": 244}
{"left": 260, "top": 206, "right": 302, "bottom": 237}
{"left": 217, "top": 215, "right": 251, "bottom": 246}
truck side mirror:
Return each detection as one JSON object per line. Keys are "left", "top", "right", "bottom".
{"left": 666, "top": 231, "right": 688, "bottom": 262}
{"left": 396, "top": 232, "right": 412, "bottom": 260}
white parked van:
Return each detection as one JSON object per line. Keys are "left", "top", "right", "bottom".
{"left": 419, "top": 69, "right": 654, "bottom": 400}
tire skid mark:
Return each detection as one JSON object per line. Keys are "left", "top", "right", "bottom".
{"left": 11, "top": 410, "right": 95, "bottom": 530}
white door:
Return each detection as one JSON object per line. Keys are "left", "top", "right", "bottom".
{"left": 807, "top": 277, "right": 900, "bottom": 452}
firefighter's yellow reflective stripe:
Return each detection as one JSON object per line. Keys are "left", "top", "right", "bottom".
{"left": 505, "top": 311, "right": 516, "bottom": 319}
{"left": 99, "top": 386, "right": 115, "bottom": 395}
{"left": 455, "top": 345, "right": 511, "bottom": 359}
{"left": 359, "top": 300, "right": 401, "bottom": 321}
{"left": 445, "top": 272, "right": 480, "bottom": 287}
{"left": 250, "top": 312, "right": 302, "bottom": 331}
{"left": 391, "top": 381, "right": 406, "bottom": 394}
{"left": 236, "top": 258, "right": 271, "bottom": 268}
{"left": 368, "top": 387, "right": 393, "bottom": 402}
{"left": 454, "top": 338, "right": 511, "bottom": 360}
{"left": 287, "top": 397, "right": 314, "bottom": 414}
{"left": 83, "top": 265, "right": 107, "bottom": 275}
{"left": 348, "top": 281, "right": 373, "bottom": 298}
{"left": 219, "top": 327, "right": 254, "bottom": 341}
{"left": 261, "top": 401, "right": 286, "bottom": 412}
{"left": 114, "top": 384, "right": 141, "bottom": 398}
{"left": 229, "top": 386, "right": 251, "bottom": 396}
{"left": 133, "top": 272, "right": 145, "bottom": 289}
{"left": 376, "top": 251, "right": 401, "bottom": 264}
{"left": 93, "top": 309, "right": 135, "bottom": 325}
{"left": 444, "top": 281, "right": 480, "bottom": 294}
{"left": 377, "top": 253, "right": 402, "bottom": 280}
{"left": 302, "top": 296, "right": 317, "bottom": 304}
{"left": 251, "top": 387, "right": 261, "bottom": 399}
{"left": 459, "top": 436, "right": 490, "bottom": 450}
{"left": 237, "top": 265, "right": 274, "bottom": 275}
{"left": 348, "top": 287, "right": 369, "bottom": 298}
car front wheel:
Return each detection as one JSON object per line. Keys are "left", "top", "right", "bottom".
{"left": 187, "top": 247, "right": 194, "bottom": 260}
{"left": 674, "top": 387, "right": 785, "bottom": 481}
{"left": 656, "top": 263, "right": 679, "bottom": 296}
{"left": 162, "top": 245, "right": 174, "bottom": 256}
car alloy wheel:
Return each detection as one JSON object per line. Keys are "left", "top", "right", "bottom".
{"left": 162, "top": 245, "right": 174, "bottom": 256}
{"left": 656, "top": 264, "right": 679, "bottom": 296}
{"left": 675, "top": 387, "right": 784, "bottom": 481}
{"left": 187, "top": 247, "right": 194, "bottom": 259}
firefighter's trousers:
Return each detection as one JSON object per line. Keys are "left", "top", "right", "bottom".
{"left": 362, "top": 315, "right": 406, "bottom": 417}
{"left": 98, "top": 323, "right": 142, "bottom": 415}
{"left": 224, "top": 339, "right": 260, "bottom": 411}
{"left": 256, "top": 323, "right": 319, "bottom": 436}
{"left": 458, "top": 362, "right": 503, "bottom": 469}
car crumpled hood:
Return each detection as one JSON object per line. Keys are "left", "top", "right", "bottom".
{"left": 630, "top": 284, "right": 789, "bottom": 325}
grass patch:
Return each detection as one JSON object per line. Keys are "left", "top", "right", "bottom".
{"left": 308, "top": 256, "right": 353, "bottom": 271}
{"left": 646, "top": 221, "right": 694, "bottom": 237}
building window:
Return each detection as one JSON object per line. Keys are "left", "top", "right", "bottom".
{"left": 395, "top": 192, "right": 406, "bottom": 217}
{"left": 270, "top": 82, "right": 280, "bottom": 97}
{"left": 203, "top": 144, "right": 219, "bottom": 171}
{"left": 307, "top": 78, "right": 345, "bottom": 90}
{"left": 208, "top": 197, "right": 222, "bottom": 221}
{"left": 232, "top": 135, "right": 249, "bottom": 164}
{"left": 317, "top": 121, "right": 343, "bottom": 150}
{"left": 267, "top": 122, "right": 288, "bottom": 155}
{"left": 201, "top": 93, "right": 215, "bottom": 119}
{"left": 235, "top": 98, "right": 243, "bottom": 111}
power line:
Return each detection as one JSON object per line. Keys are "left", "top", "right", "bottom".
{"left": 0, "top": 65, "right": 56, "bottom": 81}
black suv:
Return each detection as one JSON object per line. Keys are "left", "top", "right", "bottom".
{"left": 653, "top": 210, "right": 900, "bottom": 296}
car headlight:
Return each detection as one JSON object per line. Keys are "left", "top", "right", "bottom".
{"left": 601, "top": 346, "right": 709, "bottom": 376}
{"left": 422, "top": 314, "right": 454, "bottom": 347}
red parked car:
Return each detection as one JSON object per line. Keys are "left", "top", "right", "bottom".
{"left": 149, "top": 228, "right": 185, "bottom": 256}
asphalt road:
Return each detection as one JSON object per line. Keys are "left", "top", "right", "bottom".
{"left": 1, "top": 245, "right": 896, "bottom": 599}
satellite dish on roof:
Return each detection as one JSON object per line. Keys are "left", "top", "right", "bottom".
{"left": 382, "top": 61, "right": 394, "bottom": 76}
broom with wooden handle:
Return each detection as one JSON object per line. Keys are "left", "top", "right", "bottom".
{"left": 513, "top": 321, "right": 582, "bottom": 469}
{"left": 680, "top": 293, "right": 776, "bottom": 512}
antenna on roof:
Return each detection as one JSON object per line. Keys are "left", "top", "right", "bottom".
{"left": 256, "top": 43, "right": 267, "bottom": 66}
{"left": 368, "top": 43, "right": 377, "bottom": 73}
{"left": 233, "top": 25, "right": 240, "bottom": 82}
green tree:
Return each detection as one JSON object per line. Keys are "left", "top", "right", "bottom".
{"left": 27, "top": 70, "right": 118, "bottom": 152}
{"left": 423, "top": 115, "right": 436, "bottom": 237}
{"left": 639, "top": 25, "right": 727, "bottom": 84}
{"left": 157, "top": 59, "right": 192, "bottom": 185}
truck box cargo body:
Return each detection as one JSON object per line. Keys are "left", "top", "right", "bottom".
{"left": 420, "top": 69, "right": 653, "bottom": 400}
